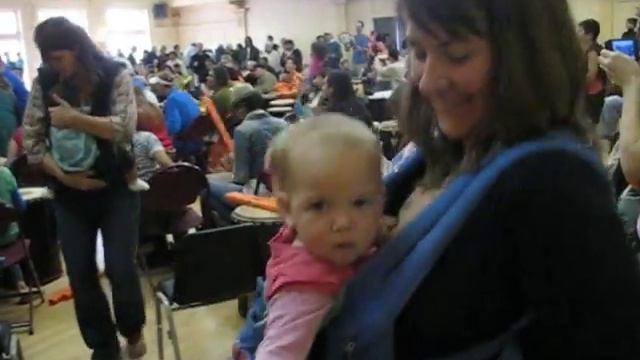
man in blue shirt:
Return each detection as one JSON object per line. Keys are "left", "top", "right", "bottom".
{"left": 0, "top": 58, "right": 28, "bottom": 122}
{"left": 149, "top": 74, "right": 202, "bottom": 156}
{"left": 207, "top": 87, "right": 287, "bottom": 223}
{"left": 325, "top": 33, "right": 343, "bottom": 69}
{"left": 352, "top": 20, "right": 370, "bottom": 79}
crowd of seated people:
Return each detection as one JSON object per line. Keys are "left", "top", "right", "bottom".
{"left": 0, "top": 20, "right": 406, "bottom": 281}
{"left": 207, "top": 87, "right": 287, "bottom": 224}
{"left": 106, "top": 26, "right": 402, "bottom": 230}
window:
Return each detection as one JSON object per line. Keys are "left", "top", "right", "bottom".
{"left": 37, "top": 9, "right": 89, "bottom": 31}
{"left": 105, "top": 9, "right": 151, "bottom": 56}
{"left": 0, "top": 10, "right": 27, "bottom": 79}
{"left": 0, "top": 12, "right": 18, "bottom": 36}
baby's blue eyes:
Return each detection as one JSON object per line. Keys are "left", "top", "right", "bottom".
{"left": 353, "top": 198, "right": 370, "bottom": 208}
{"left": 305, "top": 198, "right": 372, "bottom": 212}
{"left": 308, "top": 201, "right": 326, "bottom": 212}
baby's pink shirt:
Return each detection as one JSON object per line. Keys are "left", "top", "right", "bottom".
{"left": 256, "top": 226, "right": 355, "bottom": 360}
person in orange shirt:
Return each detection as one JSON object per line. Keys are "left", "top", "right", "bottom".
{"left": 273, "top": 58, "right": 304, "bottom": 99}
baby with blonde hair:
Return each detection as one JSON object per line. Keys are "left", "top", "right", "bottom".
{"left": 256, "top": 115, "right": 384, "bottom": 359}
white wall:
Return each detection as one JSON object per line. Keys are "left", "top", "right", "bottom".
{"left": 567, "top": 0, "right": 640, "bottom": 41}
{"left": 175, "top": 2, "right": 244, "bottom": 49}
{"left": 345, "top": 0, "right": 395, "bottom": 35}
{"left": 166, "top": 0, "right": 352, "bottom": 64}
{"left": 246, "top": 0, "right": 348, "bottom": 65}
{"left": 0, "top": 0, "right": 178, "bottom": 81}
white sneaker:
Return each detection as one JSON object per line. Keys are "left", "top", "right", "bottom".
{"left": 128, "top": 179, "right": 150, "bottom": 192}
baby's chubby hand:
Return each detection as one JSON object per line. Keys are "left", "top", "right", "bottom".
{"left": 377, "top": 215, "right": 399, "bottom": 246}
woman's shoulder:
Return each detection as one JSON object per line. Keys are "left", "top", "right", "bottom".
{"left": 495, "top": 145, "right": 607, "bottom": 193}
{"left": 483, "top": 145, "right": 618, "bottom": 248}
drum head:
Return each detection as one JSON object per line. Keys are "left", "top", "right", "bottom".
{"left": 270, "top": 99, "right": 296, "bottom": 107}
{"left": 232, "top": 205, "right": 281, "bottom": 224}
{"left": 379, "top": 120, "right": 399, "bottom": 132}
{"left": 268, "top": 106, "right": 294, "bottom": 115}
{"left": 19, "top": 187, "right": 52, "bottom": 202}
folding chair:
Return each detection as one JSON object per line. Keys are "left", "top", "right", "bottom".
{"left": 139, "top": 164, "right": 208, "bottom": 286}
{"left": 155, "top": 224, "right": 265, "bottom": 360}
{"left": 0, "top": 203, "right": 44, "bottom": 335}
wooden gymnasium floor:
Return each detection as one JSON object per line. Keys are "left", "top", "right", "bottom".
{"left": 0, "top": 272, "right": 243, "bottom": 359}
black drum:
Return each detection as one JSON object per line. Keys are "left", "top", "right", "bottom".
{"left": 18, "top": 188, "right": 63, "bottom": 286}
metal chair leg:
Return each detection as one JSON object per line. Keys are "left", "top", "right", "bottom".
{"left": 165, "top": 308, "right": 182, "bottom": 360}
{"left": 155, "top": 293, "right": 165, "bottom": 360}
{"left": 27, "top": 281, "right": 33, "bottom": 335}
{"left": 21, "top": 239, "right": 42, "bottom": 335}
{"left": 137, "top": 250, "right": 156, "bottom": 292}
{"left": 23, "top": 240, "right": 44, "bottom": 304}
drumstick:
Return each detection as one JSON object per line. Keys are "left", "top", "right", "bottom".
{"left": 48, "top": 286, "right": 73, "bottom": 306}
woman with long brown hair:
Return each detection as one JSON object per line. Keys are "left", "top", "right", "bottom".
{"left": 317, "top": 0, "right": 640, "bottom": 358}
{"left": 23, "top": 17, "right": 146, "bottom": 360}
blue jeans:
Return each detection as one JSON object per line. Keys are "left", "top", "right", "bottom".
{"left": 600, "top": 95, "right": 623, "bottom": 139}
{"left": 53, "top": 187, "right": 145, "bottom": 359}
{"left": 208, "top": 180, "right": 243, "bottom": 223}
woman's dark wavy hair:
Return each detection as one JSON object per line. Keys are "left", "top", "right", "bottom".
{"left": 398, "top": 0, "right": 590, "bottom": 187}
{"left": 327, "top": 70, "right": 356, "bottom": 103}
{"left": 34, "top": 17, "right": 107, "bottom": 85}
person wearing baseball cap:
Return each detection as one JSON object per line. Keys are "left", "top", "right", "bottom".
{"left": 148, "top": 71, "right": 201, "bottom": 157}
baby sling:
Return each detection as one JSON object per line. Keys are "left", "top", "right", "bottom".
{"left": 322, "top": 133, "right": 601, "bottom": 359}
{"left": 235, "top": 133, "right": 601, "bottom": 360}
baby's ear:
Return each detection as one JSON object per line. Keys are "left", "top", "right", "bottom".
{"left": 275, "top": 192, "right": 294, "bottom": 227}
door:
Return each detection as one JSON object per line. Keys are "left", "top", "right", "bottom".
{"left": 374, "top": 17, "right": 399, "bottom": 50}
